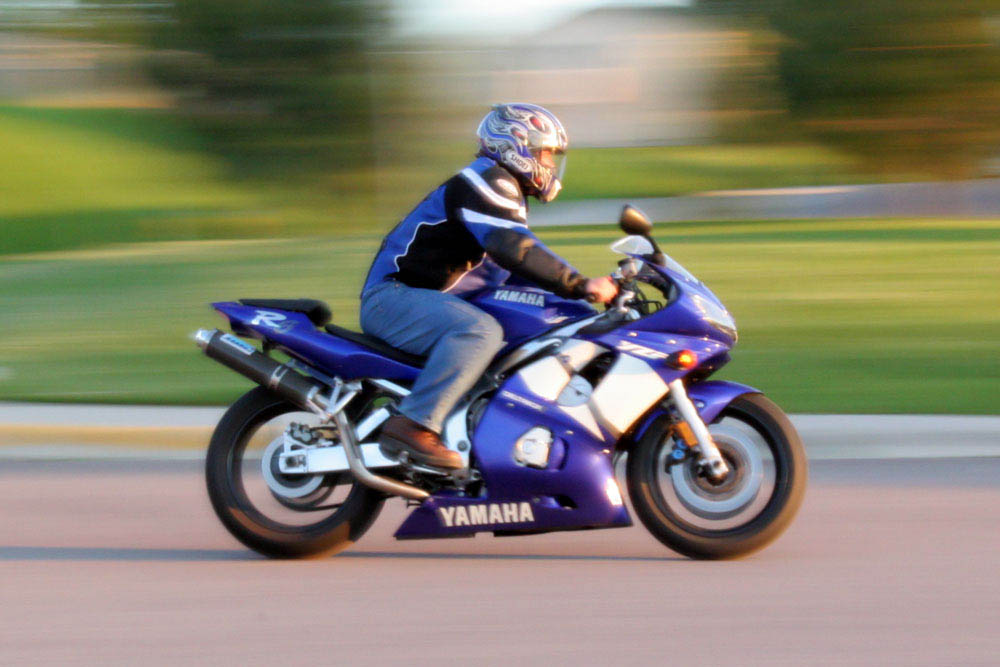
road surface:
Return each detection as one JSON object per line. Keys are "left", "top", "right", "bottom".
{"left": 1, "top": 457, "right": 998, "bottom": 665}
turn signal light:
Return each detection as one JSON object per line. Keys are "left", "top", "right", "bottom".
{"left": 666, "top": 349, "right": 698, "bottom": 370}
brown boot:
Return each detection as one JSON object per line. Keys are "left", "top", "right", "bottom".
{"left": 378, "top": 415, "right": 463, "bottom": 470}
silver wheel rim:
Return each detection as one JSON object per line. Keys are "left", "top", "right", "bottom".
{"left": 655, "top": 416, "right": 777, "bottom": 531}
{"left": 261, "top": 435, "right": 325, "bottom": 499}
{"left": 236, "top": 410, "right": 350, "bottom": 528}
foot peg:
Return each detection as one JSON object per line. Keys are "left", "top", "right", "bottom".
{"left": 379, "top": 442, "right": 464, "bottom": 476}
{"left": 379, "top": 444, "right": 478, "bottom": 488}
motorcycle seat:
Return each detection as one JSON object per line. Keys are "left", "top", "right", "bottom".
{"left": 324, "top": 323, "right": 426, "bottom": 369}
{"left": 239, "top": 298, "right": 332, "bottom": 327}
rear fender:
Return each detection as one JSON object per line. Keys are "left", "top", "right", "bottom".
{"left": 627, "top": 380, "right": 759, "bottom": 445}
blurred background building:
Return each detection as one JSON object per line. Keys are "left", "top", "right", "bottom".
{"left": 404, "top": 7, "right": 741, "bottom": 147}
{"left": 3, "top": 1, "right": 998, "bottom": 190}
{"left": 0, "top": 31, "right": 164, "bottom": 107}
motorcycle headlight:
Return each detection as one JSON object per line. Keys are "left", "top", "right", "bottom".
{"left": 692, "top": 295, "right": 738, "bottom": 342}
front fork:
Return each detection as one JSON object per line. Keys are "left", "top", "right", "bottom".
{"left": 666, "top": 379, "right": 730, "bottom": 482}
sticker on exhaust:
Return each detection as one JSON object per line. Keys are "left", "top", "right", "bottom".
{"left": 221, "top": 334, "right": 256, "bottom": 356}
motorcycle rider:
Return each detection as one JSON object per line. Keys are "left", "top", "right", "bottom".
{"left": 360, "top": 103, "right": 617, "bottom": 469}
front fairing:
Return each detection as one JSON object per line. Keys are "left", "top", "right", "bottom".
{"left": 621, "top": 256, "right": 737, "bottom": 348}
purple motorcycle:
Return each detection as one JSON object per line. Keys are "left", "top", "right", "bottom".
{"left": 195, "top": 206, "right": 806, "bottom": 559}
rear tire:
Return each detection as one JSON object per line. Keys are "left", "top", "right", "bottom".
{"left": 206, "top": 387, "right": 384, "bottom": 558}
{"left": 627, "top": 393, "right": 807, "bottom": 559}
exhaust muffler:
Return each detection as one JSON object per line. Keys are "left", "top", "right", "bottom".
{"left": 193, "top": 329, "right": 327, "bottom": 412}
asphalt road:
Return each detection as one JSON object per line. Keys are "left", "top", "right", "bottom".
{"left": 1, "top": 458, "right": 998, "bottom": 666}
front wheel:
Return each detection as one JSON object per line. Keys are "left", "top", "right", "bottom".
{"left": 627, "top": 393, "right": 807, "bottom": 559}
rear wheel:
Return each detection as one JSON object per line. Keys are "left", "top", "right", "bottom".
{"left": 627, "top": 393, "right": 807, "bottom": 559}
{"left": 205, "top": 387, "right": 384, "bottom": 558}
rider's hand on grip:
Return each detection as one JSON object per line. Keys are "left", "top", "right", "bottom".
{"left": 584, "top": 276, "right": 618, "bottom": 304}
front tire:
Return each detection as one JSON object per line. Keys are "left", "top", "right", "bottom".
{"left": 206, "top": 387, "right": 384, "bottom": 558}
{"left": 627, "top": 393, "right": 807, "bottom": 559}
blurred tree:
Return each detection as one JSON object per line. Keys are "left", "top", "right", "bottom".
{"left": 700, "top": 0, "right": 1000, "bottom": 177}
{"left": 133, "top": 1, "right": 386, "bottom": 194}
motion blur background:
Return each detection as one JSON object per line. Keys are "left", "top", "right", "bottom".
{"left": 1, "top": 0, "right": 998, "bottom": 414}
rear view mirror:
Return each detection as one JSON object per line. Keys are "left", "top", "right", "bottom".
{"left": 619, "top": 205, "right": 653, "bottom": 236}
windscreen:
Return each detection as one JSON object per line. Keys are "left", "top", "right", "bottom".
{"left": 660, "top": 253, "right": 700, "bottom": 284}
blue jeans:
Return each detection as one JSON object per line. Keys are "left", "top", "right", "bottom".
{"left": 359, "top": 280, "right": 505, "bottom": 433}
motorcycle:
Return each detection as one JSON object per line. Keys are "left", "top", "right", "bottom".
{"left": 195, "top": 205, "right": 806, "bottom": 559}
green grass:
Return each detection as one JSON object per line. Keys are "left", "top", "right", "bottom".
{"left": 0, "top": 104, "right": 883, "bottom": 256}
{"left": 0, "top": 105, "right": 262, "bottom": 218}
{"left": 563, "top": 143, "right": 872, "bottom": 200}
{"left": 0, "top": 105, "right": 317, "bottom": 255}
{"left": 2, "top": 218, "right": 998, "bottom": 413}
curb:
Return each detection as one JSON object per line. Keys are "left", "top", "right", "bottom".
{"left": 0, "top": 405, "right": 998, "bottom": 461}
{"left": 530, "top": 179, "right": 1000, "bottom": 226}
{"left": 0, "top": 424, "right": 210, "bottom": 450}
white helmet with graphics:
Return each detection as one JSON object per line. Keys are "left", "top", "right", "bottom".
{"left": 476, "top": 103, "right": 568, "bottom": 203}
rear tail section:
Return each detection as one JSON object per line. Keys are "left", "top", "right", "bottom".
{"left": 210, "top": 301, "right": 420, "bottom": 383}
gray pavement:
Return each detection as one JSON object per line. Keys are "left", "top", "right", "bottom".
{"left": 531, "top": 178, "right": 1000, "bottom": 226}
{"left": 0, "top": 402, "right": 225, "bottom": 428}
{"left": 0, "top": 457, "right": 997, "bottom": 665}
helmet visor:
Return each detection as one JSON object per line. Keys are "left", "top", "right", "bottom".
{"left": 533, "top": 148, "right": 567, "bottom": 181}
{"left": 554, "top": 151, "right": 567, "bottom": 182}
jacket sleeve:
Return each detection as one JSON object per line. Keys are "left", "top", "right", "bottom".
{"left": 446, "top": 167, "right": 589, "bottom": 299}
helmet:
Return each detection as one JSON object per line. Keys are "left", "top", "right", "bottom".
{"left": 476, "top": 103, "right": 568, "bottom": 203}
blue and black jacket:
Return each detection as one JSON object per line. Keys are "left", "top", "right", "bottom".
{"left": 362, "top": 156, "right": 587, "bottom": 299}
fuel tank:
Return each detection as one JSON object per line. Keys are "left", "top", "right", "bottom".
{"left": 465, "top": 286, "right": 594, "bottom": 347}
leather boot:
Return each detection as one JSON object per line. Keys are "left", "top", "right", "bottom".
{"left": 378, "top": 415, "right": 463, "bottom": 470}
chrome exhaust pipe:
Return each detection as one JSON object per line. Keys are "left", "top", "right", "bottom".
{"left": 194, "top": 328, "right": 429, "bottom": 501}
{"left": 331, "top": 408, "right": 429, "bottom": 501}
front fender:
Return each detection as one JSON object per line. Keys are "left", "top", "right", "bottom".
{"left": 687, "top": 380, "right": 759, "bottom": 423}
{"left": 628, "top": 380, "right": 759, "bottom": 445}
